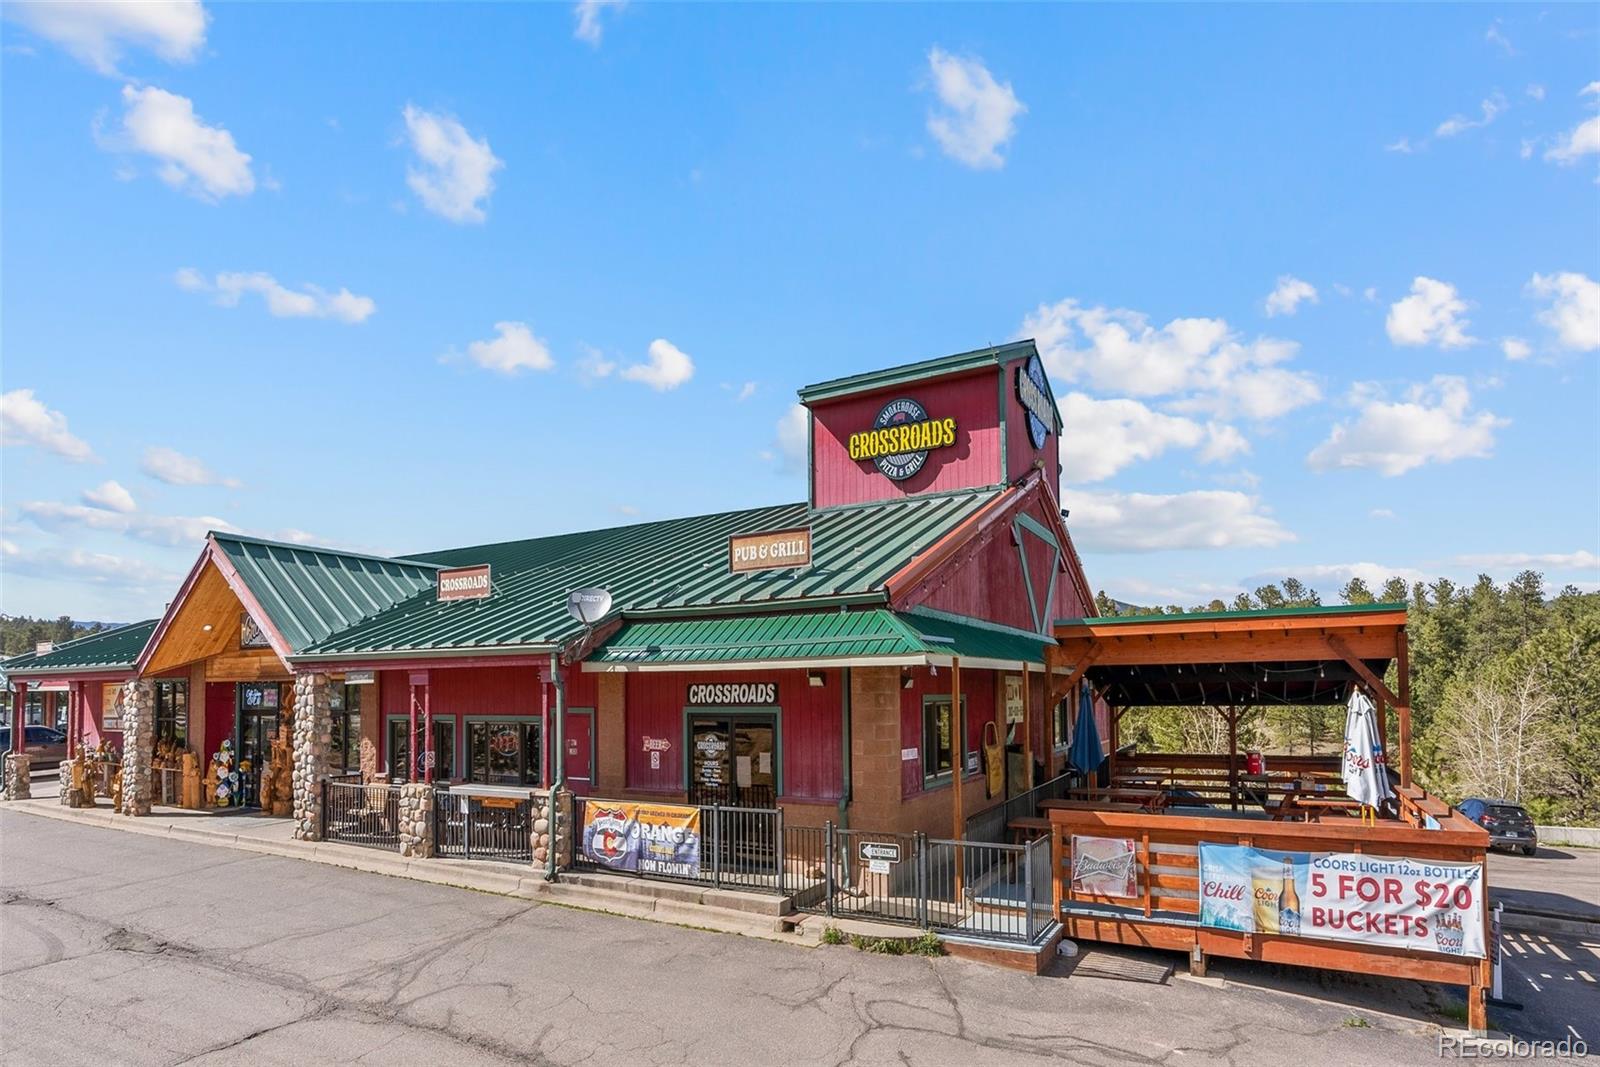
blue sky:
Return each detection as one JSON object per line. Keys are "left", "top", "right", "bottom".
{"left": 2, "top": 2, "right": 1597, "bottom": 622}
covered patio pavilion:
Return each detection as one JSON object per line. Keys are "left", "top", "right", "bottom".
{"left": 1039, "top": 603, "right": 1494, "bottom": 1034}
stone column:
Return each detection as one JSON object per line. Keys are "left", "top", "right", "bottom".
{"left": 397, "top": 783, "right": 435, "bottom": 858}
{"left": 118, "top": 680, "right": 154, "bottom": 815}
{"left": 3, "top": 753, "right": 32, "bottom": 800}
{"left": 291, "top": 672, "right": 333, "bottom": 841}
{"left": 531, "top": 788, "right": 573, "bottom": 868}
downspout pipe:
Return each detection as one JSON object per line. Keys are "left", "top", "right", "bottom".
{"left": 546, "top": 653, "right": 567, "bottom": 882}
{"left": 837, "top": 667, "right": 852, "bottom": 830}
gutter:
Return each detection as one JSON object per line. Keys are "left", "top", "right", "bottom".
{"left": 289, "top": 642, "right": 559, "bottom": 666}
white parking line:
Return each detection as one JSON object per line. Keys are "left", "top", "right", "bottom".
{"left": 1577, "top": 970, "right": 1595, "bottom": 983}
{"left": 1547, "top": 943, "right": 1571, "bottom": 962}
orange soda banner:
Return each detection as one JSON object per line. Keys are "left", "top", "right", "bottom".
{"left": 1199, "top": 844, "right": 1485, "bottom": 958}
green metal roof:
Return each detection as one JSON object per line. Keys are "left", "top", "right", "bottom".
{"left": 213, "top": 534, "right": 441, "bottom": 653}
{"left": 3, "top": 620, "right": 157, "bottom": 676}
{"left": 298, "top": 488, "right": 1001, "bottom": 658}
{"left": 593, "top": 609, "right": 928, "bottom": 665}
{"left": 590, "top": 607, "right": 1048, "bottom": 668}
{"left": 797, "top": 340, "right": 1040, "bottom": 404}
{"left": 1054, "top": 602, "right": 1409, "bottom": 628}
{"left": 900, "top": 609, "right": 1050, "bottom": 666}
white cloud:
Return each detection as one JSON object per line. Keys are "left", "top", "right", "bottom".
{"left": 576, "top": 344, "right": 617, "bottom": 384}
{"left": 1385, "top": 276, "right": 1474, "bottom": 348}
{"left": 4, "top": 0, "right": 205, "bottom": 75}
{"left": 1500, "top": 337, "right": 1532, "bottom": 361}
{"left": 735, "top": 382, "right": 757, "bottom": 402}
{"left": 0, "top": 542, "right": 180, "bottom": 588}
{"left": 465, "top": 321, "right": 555, "bottom": 376}
{"left": 177, "top": 268, "right": 375, "bottom": 323}
{"left": 82, "top": 480, "right": 135, "bottom": 513}
{"left": 1453, "top": 550, "right": 1600, "bottom": 571}
{"left": 18, "top": 499, "right": 237, "bottom": 547}
{"left": 1057, "top": 393, "right": 1205, "bottom": 483}
{"left": 775, "top": 404, "right": 809, "bottom": 472}
{"left": 1435, "top": 93, "right": 1506, "bottom": 139}
{"left": 1021, "top": 299, "right": 1320, "bottom": 420}
{"left": 620, "top": 338, "right": 695, "bottom": 391}
{"left": 1526, "top": 84, "right": 1546, "bottom": 102}
{"left": 1370, "top": 508, "right": 1396, "bottom": 520}
{"left": 573, "top": 0, "right": 625, "bottom": 45}
{"left": 1485, "top": 20, "right": 1515, "bottom": 55}
{"left": 402, "top": 105, "right": 502, "bottom": 224}
{"left": 1307, "top": 376, "right": 1505, "bottom": 477}
{"left": 1065, "top": 488, "right": 1294, "bottom": 553}
{"left": 140, "top": 445, "right": 239, "bottom": 487}
{"left": 0, "top": 389, "right": 96, "bottom": 462}
{"left": 113, "top": 84, "right": 254, "bottom": 201}
{"left": 1545, "top": 116, "right": 1600, "bottom": 165}
{"left": 1529, "top": 271, "right": 1600, "bottom": 350}
{"left": 1385, "top": 137, "right": 1418, "bottom": 155}
{"left": 1199, "top": 422, "right": 1250, "bottom": 464}
{"left": 1264, "top": 275, "right": 1318, "bottom": 317}
{"left": 923, "top": 47, "right": 1025, "bottom": 170}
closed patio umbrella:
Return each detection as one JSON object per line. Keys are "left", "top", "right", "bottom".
{"left": 1067, "top": 683, "right": 1103, "bottom": 775}
{"left": 1342, "top": 687, "right": 1394, "bottom": 818}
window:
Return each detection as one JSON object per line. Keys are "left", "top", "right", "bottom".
{"left": 154, "top": 681, "right": 188, "bottom": 746}
{"left": 330, "top": 685, "right": 362, "bottom": 774}
{"left": 467, "top": 720, "right": 542, "bottom": 786}
{"left": 1053, "top": 697, "right": 1071, "bottom": 750}
{"left": 24, "top": 692, "right": 45, "bottom": 726}
{"left": 921, "top": 696, "right": 967, "bottom": 784}
{"left": 387, "top": 718, "right": 455, "bottom": 782}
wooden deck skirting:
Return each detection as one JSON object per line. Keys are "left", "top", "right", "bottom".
{"left": 1049, "top": 805, "right": 1492, "bottom": 1033}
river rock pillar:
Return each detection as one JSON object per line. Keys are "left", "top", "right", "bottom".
{"left": 291, "top": 672, "right": 333, "bottom": 840}
{"left": 118, "top": 680, "right": 154, "bottom": 815}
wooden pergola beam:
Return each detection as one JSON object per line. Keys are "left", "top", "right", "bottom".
{"left": 1324, "top": 635, "right": 1400, "bottom": 707}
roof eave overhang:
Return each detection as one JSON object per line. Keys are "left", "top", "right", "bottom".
{"left": 583, "top": 653, "right": 932, "bottom": 673}
{"left": 289, "top": 642, "right": 559, "bottom": 668}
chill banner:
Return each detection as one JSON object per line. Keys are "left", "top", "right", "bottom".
{"left": 1199, "top": 844, "right": 1485, "bottom": 958}
{"left": 581, "top": 802, "right": 702, "bottom": 878}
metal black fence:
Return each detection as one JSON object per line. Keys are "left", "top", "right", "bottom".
{"left": 435, "top": 790, "right": 533, "bottom": 862}
{"left": 789, "top": 824, "right": 1053, "bottom": 944}
{"left": 571, "top": 798, "right": 784, "bottom": 892}
{"left": 321, "top": 778, "right": 402, "bottom": 851}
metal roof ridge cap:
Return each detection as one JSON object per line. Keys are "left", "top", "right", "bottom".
{"left": 1052, "top": 601, "right": 1411, "bottom": 626}
{"left": 796, "top": 341, "right": 1038, "bottom": 402}
{"left": 212, "top": 531, "right": 443, "bottom": 570}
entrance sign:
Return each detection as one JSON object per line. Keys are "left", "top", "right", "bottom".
{"left": 1015, "top": 353, "right": 1056, "bottom": 449}
{"left": 729, "top": 527, "right": 812, "bottom": 573}
{"left": 847, "top": 398, "right": 957, "bottom": 481}
{"left": 581, "top": 801, "right": 702, "bottom": 877}
{"left": 859, "top": 841, "right": 901, "bottom": 864}
{"left": 687, "top": 682, "right": 777, "bottom": 706}
{"left": 1199, "top": 844, "right": 1485, "bottom": 958}
{"left": 344, "top": 670, "right": 375, "bottom": 685}
{"left": 438, "top": 564, "right": 492, "bottom": 601}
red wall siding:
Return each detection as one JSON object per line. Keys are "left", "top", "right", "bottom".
{"left": 810, "top": 370, "right": 1002, "bottom": 508}
{"left": 205, "top": 682, "right": 235, "bottom": 757}
{"left": 898, "top": 666, "right": 995, "bottom": 799}
{"left": 902, "top": 487, "right": 1092, "bottom": 634}
{"left": 623, "top": 668, "right": 843, "bottom": 802}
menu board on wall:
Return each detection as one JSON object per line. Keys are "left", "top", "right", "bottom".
{"left": 100, "top": 683, "right": 124, "bottom": 731}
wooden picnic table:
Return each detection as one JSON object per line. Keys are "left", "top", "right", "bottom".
{"left": 1038, "top": 799, "right": 1145, "bottom": 813}
{"left": 1270, "top": 794, "right": 1363, "bottom": 822}
{"left": 1061, "top": 787, "right": 1168, "bottom": 812}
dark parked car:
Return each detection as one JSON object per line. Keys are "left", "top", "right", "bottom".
{"left": 0, "top": 726, "right": 69, "bottom": 769}
{"left": 1458, "top": 797, "right": 1538, "bottom": 855}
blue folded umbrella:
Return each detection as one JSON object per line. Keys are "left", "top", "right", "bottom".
{"left": 1067, "top": 683, "right": 1103, "bottom": 775}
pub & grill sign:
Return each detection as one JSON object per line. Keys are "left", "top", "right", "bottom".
{"left": 729, "top": 527, "right": 812, "bottom": 573}
{"left": 437, "top": 564, "right": 492, "bottom": 601}
{"left": 847, "top": 398, "right": 957, "bottom": 481}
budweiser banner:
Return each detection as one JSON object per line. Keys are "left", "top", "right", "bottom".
{"left": 581, "top": 801, "right": 702, "bottom": 878}
{"left": 1199, "top": 844, "right": 1485, "bottom": 958}
{"left": 1071, "top": 835, "right": 1138, "bottom": 898}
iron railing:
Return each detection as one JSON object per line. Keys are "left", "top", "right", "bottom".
{"left": 571, "top": 798, "right": 785, "bottom": 892}
{"left": 435, "top": 790, "right": 532, "bottom": 862}
{"left": 924, "top": 836, "right": 1053, "bottom": 943}
{"left": 964, "top": 770, "right": 1081, "bottom": 843}
{"left": 321, "top": 779, "right": 402, "bottom": 852}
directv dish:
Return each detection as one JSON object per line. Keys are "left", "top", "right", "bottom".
{"left": 567, "top": 587, "right": 613, "bottom": 626}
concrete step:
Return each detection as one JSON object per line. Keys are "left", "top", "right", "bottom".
{"left": 557, "top": 869, "right": 791, "bottom": 917}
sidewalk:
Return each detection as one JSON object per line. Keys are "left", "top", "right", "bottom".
{"left": 3, "top": 796, "right": 808, "bottom": 944}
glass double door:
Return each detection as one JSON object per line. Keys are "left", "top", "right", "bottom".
{"left": 688, "top": 717, "right": 775, "bottom": 808}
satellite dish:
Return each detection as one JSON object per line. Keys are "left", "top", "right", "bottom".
{"left": 567, "top": 587, "right": 613, "bottom": 626}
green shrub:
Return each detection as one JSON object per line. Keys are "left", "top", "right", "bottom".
{"left": 909, "top": 932, "right": 943, "bottom": 957}
{"left": 819, "top": 925, "right": 847, "bottom": 945}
